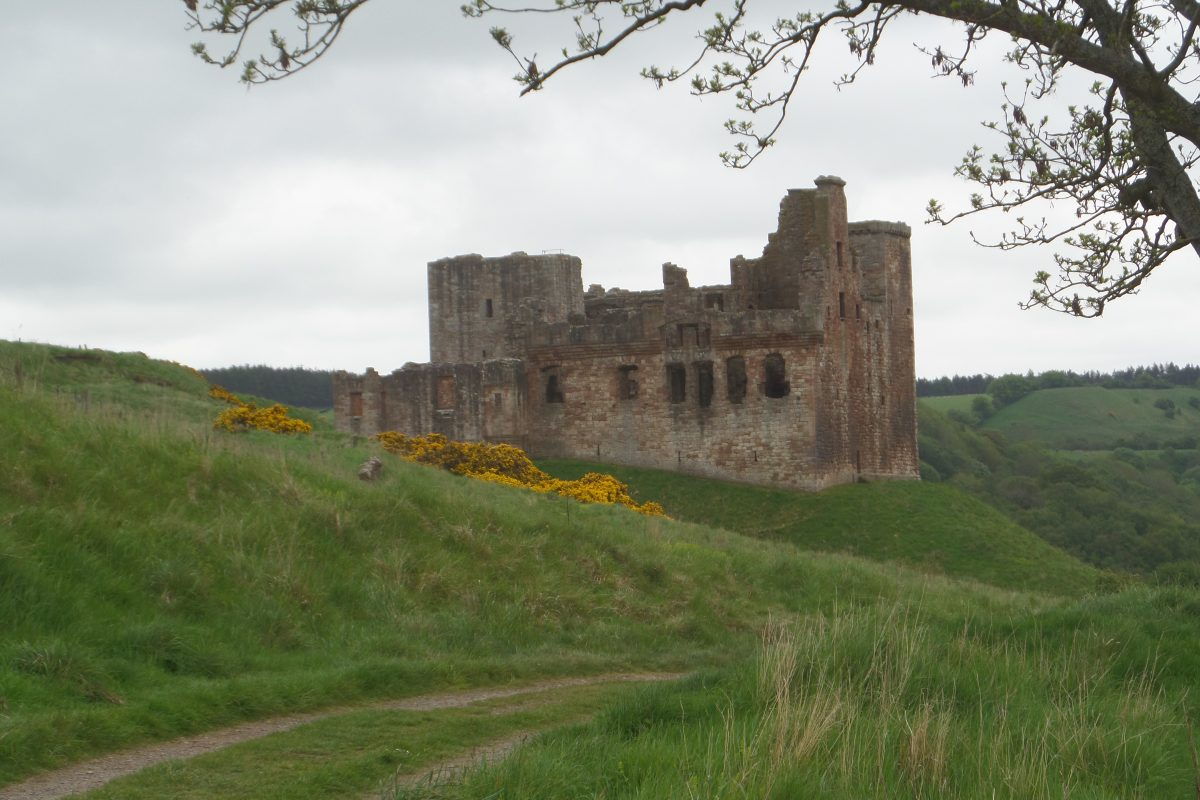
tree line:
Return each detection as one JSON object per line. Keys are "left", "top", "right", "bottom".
{"left": 919, "top": 363, "right": 1200, "bottom": 398}
{"left": 201, "top": 365, "right": 334, "bottom": 410}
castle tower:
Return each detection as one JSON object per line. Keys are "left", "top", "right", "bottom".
{"left": 427, "top": 252, "right": 584, "bottom": 363}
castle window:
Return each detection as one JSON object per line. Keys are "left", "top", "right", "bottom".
{"left": 678, "top": 323, "right": 699, "bottom": 348}
{"left": 839, "top": 292, "right": 846, "bottom": 320}
{"left": 696, "top": 361, "right": 714, "bottom": 408}
{"left": 494, "top": 392, "right": 503, "bottom": 409}
{"left": 726, "top": 357, "right": 747, "bottom": 404}
{"left": 349, "top": 391, "right": 363, "bottom": 417}
{"left": 666, "top": 363, "right": 686, "bottom": 403}
{"left": 764, "top": 353, "right": 790, "bottom": 398}
{"left": 485, "top": 298, "right": 494, "bottom": 318}
{"left": 618, "top": 364, "right": 639, "bottom": 400}
{"left": 836, "top": 241, "right": 844, "bottom": 268}
{"left": 704, "top": 293, "right": 725, "bottom": 311}
{"left": 855, "top": 303, "right": 861, "bottom": 319}
{"left": 436, "top": 376, "right": 456, "bottom": 410}
{"left": 543, "top": 367, "right": 564, "bottom": 404}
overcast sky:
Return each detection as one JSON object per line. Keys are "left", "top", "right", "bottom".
{"left": 2, "top": 2, "right": 1197, "bottom": 378}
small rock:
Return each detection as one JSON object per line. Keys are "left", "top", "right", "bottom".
{"left": 358, "top": 457, "right": 383, "bottom": 481}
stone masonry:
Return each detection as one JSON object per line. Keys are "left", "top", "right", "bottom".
{"left": 333, "top": 177, "right": 919, "bottom": 491}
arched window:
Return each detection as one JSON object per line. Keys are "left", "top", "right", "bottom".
{"left": 764, "top": 354, "right": 789, "bottom": 398}
{"left": 543, "top": 367, "right": 564, "bottom": 403}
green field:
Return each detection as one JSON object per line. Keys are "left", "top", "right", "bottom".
{"left": 980, "top": 386, "right": 1200, "bottom": 449}
{"left": 918, "top": 393, "right": 987, "bottom": 415}
{"left": 539, "top": 460, "right": 1103, "bottom": 596}
{"left": 3, "top": 340, "right": 1198, "bottom": 798}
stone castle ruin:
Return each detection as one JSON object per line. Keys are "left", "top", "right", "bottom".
{"left": 334, "top": 176, "right": 919, "bottom": 490}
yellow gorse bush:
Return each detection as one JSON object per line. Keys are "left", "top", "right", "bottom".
{"left": 376, "top": 432, "right": 666, "bottom": 517}
{"left": 209, "top": 384, "right": 312, "bottom": 435}
{"left": 208, "top": 384, "right": 242, "bottom": 405}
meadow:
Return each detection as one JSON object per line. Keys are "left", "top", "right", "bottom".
{"left": 2, "top": 341, "right": 1198, "bottom": 798}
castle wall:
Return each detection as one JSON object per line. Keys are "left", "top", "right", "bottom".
{"left": 334, "top": 177, "right": 919, "bottom": 492}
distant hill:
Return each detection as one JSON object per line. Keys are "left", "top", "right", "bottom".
{"left": 917, "top": 398, "right": 1200, "bottom": 582}
{"left": 200, "top": 364, "right": 334, "bottom": 409}
{"left": 980, "top": 386, "right": 1200, "bottom": 450}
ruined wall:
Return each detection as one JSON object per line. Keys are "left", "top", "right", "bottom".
{"left": 334, "top": 177, "right": 919, "bottom": 491}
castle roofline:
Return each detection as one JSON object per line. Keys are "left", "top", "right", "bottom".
{"left": 848, "top": 220, "right": 911, "bottom": 237}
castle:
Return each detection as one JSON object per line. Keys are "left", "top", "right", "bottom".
{"left": 333, "top": 176, "right": 919, "bottom": 491}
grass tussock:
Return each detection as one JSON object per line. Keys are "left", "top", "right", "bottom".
{"left": 419, "top": 592, "right": 1200, "bottom": 799}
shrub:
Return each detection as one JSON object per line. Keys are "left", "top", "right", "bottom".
{"left": 376, "top": 432, "right": 665, "bottom": 516}
{"left": 208, "top": 384, "right": 242, "bottom": 405}
{"left": 970, "top": 395, "right": 994, "bottom": 423}
{"left": 209, "top": 383, "right": 311, "bottom": 434}
{"left": 213, "top": 403, "right": 312, "bottom": 434}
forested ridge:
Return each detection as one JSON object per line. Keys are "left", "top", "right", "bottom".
{"left": 200, "top": 365, "right": 333, "bottom": 409}
{"left": 918, "top": 363, "right": 1200, "bottom": 397}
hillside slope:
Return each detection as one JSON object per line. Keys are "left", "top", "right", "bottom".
{"left": 982, "top": 385, "right": 1200, "bottom": 449}
{"left": 0, "top": 340, "right": 1054, "bottom": 786}
{"left": 540, "top": 460, "right": 1103, "bottom": 595}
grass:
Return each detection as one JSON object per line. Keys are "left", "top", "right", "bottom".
{"left": 982, "top": 386, "right": 1200, "bottom": 449}
{"left": 919, "top": 393, "right": 986, "bottom": 415}
{"left": 539, "top": 459, "right": 1104, "bottom": 596}
{"left": 415, "top": 588, "right": 1200, "bottom": 799}
{"left": 77, "top": 681, "right": 647, "bottom": 800}
{"left": 0, "top": 340, "right": 1060, "bottom": 786}
{"left": 4, "top": 339, "right": 1193, "bottom": 800}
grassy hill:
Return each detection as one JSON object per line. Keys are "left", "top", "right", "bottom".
{"left": 539, "top": 461, "right": 1103, "bottom": 596}
{"left": 980, "top": 385, "right": 1200, "bottom": 449}
{"left": 917, "top": 394, "right": 1200, "bottom": 580}
{"left": 3, "top": 340, "right": 1198, "bottom": 798}
{"left": 0, "top": 340, "right": 1071, "bottom": 786}
{"left": 919, "top": 393, "right": 986, "bottom": 415}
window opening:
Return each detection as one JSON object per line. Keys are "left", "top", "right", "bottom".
{"left": 836, "top": 241, "right": 844, "bottom": 267}
{"left": 485, "top": 298, "right": 494, "bottom": 317}
{"left": 349, "top": 391, "right": 363, "bottom": 417}
{"left": 764, "top": 353, "right": 790, "bottom": 398}
{"left": 696, "top": 361, "right": 714, "bottom": 408}
{"left": 726, "top": 356, "right": 747, "bottom": 404}
{"left": 839, "top": 292, "right": 846, "bottom": 319}
{"left": 667, "top": 363, "right": 687, "bottom": 403}
{"left": 544, "top": 370, "right": 564, "bottom": 403}
{"left": 618, "top": 364, "right": 639, "bottom": 400}
{"left": 436, "top": 376, "right": 456, "bottom": 410}
{"left": 493, "top": 392, "right": 503, "bottom": 409}
{"left": 704, "top": 293, "right": 725, "bottom": 311}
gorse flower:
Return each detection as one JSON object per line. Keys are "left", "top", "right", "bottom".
{"left": 209, "top": 384, "right": 312, "bottom": 434}
{"left": 376, "top": 432, "right": 666, "bottom": 517}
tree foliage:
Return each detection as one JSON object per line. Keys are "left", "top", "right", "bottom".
{"left": 185, "top": 0, "right": 1200, "bottom": 316}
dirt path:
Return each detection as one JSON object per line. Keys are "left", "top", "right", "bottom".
{"left": 374, "top": 719, "right": 587, "bottom": 798}
{"left": 0, "top": 672, "right": 683, "bottom": 800}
